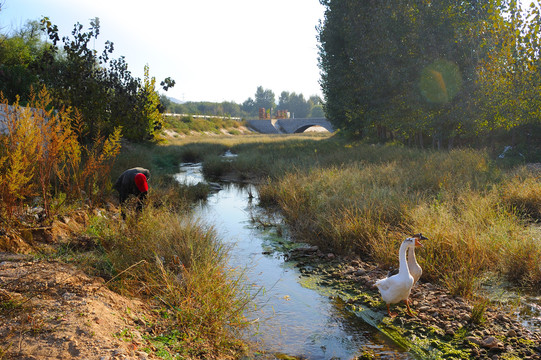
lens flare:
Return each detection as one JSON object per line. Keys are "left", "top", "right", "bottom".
{"left": 419, "top": 59, "right": 462, "bottom": 103}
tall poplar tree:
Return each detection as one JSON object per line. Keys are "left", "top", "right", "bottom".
{"left": 317, "top": 0, "right": 500, "bottom": 146}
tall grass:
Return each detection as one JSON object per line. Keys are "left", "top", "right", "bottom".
{"left": 114, "top": 134, "right": 540, "bottom": 298}
{"left": 87, "top": 204, "right": 251, "bottom": 357}
{"left": 243, "top": 138, "right": 541, "bottom": 297}
{"left": 164, "top": 115, "right": 243, "bottom": 135}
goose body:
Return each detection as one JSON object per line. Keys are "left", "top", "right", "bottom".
{"left": 376, "top": 236, "right": 423, "bottom": 317}
{"left": 387, "top": 233, "right": 427, "bottom": 285}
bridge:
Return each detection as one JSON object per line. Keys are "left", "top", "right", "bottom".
{"left": 246, "top": 117, "right": 334, "bottom": 134}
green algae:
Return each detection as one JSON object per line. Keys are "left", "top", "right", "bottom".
{"left": 256, "top": 233, "right": 524, "bottom": 360}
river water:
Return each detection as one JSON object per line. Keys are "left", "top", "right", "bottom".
{"left": 175, "top": 162, "right": 414, "bottom": 360}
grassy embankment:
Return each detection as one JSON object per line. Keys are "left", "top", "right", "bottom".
{"left": 197, "top": 134, "right": 541, "bottom": 299}
{"left": 163, "top": 114, "right": 246, "bottom": 136}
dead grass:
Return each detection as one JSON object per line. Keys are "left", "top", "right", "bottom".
{"left": 85, "top": 203, "right": 251, "bottom": 358}
{"left": 253, "top": 140, "right": 541, "bottom": 297}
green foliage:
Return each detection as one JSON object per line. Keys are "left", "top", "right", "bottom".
{"left": 87, "top": 203, "right": 250, "bottom": 358}
{"left": 0, "top": 17, "right": 174, "bottom": 142}
{"left": 167, "top": 87, "right": 324, "bottom": 120}
{"left": 168, "top": 100, "right": 246, "bottom": 118}
{"left": 317, "top": 0, "right": 541, "bottom": 151}
{"left": 163, "top": 114, "right": 243, "bottom": 135}
{"left": 0, "top": 21, "right": 45, "bottom": 103}
{"left": 254, "top": 85, "right": 276, "bottom": 112}
{"left": 277, "top": 91, "right": 311, "bottom": 118}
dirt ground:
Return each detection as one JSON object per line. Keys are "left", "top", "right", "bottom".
{"left": 0, "top": 251, "right": 159, "bottom": 360}
{"left": 0, "top": 209, "right": 166, "bottom": 360}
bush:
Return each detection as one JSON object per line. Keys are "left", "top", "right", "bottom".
{"left": 0, "top": 87, "right": 121, "bottom": 223}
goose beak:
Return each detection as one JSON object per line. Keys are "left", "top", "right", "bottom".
{"left": 415, "top": 238, "right": 423, "bottom": 247}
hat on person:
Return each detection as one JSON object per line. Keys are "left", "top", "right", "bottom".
{"left": 134, "top": 173, "right": 148, "bottom": 192}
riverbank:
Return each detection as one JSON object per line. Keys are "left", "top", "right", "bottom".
{"left": 2, "top": 205, "right": 540, "bottom": 360}
{"left": 2, "top": 135, "right": 540, "bottom": 359}
{"left": 283, "top": 244, "right": 541, "bottom": 359}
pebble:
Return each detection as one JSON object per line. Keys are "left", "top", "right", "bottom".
{"left": 135, "top": 351, "right": 149, "bottom": 360}
{"left": 355, "top": 268, "right": 366, "bottom": 276}
{"left": 112, "top": 348, "right": 126, "bottom": 357}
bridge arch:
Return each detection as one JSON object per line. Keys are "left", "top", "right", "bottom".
{"left": 276, "top": 118, "right": 334, "bottom": 134}
{"left": 293, "top": 124, "right": 330, "bottom": 133}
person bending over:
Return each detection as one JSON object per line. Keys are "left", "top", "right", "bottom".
{"left": 113, "top": 167, "right": 150, "bottom": 217}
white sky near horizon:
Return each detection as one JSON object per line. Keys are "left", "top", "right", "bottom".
{"left": 0, "top": 0, "right": 325, "bottom": 104}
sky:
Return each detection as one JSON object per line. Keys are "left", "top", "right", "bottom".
{"left": 0, "top": 0, "right": 326, "bottom": 104}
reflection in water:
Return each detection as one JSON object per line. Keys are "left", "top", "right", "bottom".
{"left": 176, "top": 162, "right": 413, "bottom": 359}
{"left": 480, "top": 278, "right": 541, "bottom": 332}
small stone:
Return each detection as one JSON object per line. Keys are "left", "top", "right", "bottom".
{"left": 480, "top": 349, "right": 488, "bottom": 356}
{"left": 355, "top": 268, "right": 366, "bottom": 276}
{"left": 481, "top": 336, "right": 503, "bottom": 349}
{"left": 135, "top": 351, "right": 149, "bottom": 360}
{"left": 445, "top": 329, "right": 455, "bottom": 336}
{"left": 465, "top": 336, "right": 482, "bottom": 345}
{"left": 112, "top": 348, "right": 126, "bottom": 357}
{"left": 507, "top": 329, "right": 517, "bottom": 337}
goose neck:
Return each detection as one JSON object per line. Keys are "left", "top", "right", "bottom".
{"left": 398, "top": 241, "right": 410, "bottom": 275}
{"left": 408, "top": 247, "right": 419, "bottom": 267}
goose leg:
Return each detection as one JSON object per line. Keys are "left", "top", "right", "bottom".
{"left": 404, "top": 299, "right": 415, "bottom": 317}
{"left": 387, "top": 304, "right": 397, "bottom": 318}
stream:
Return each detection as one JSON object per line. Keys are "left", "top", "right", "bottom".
{"left": 175, "top": 162, "right": 414, "bottom": 360}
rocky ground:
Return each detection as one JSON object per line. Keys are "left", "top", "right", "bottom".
{"left": 287, "top": 245, "right": 541, "bottom": 360}
{"left": 0, "top": 253, "right": 158, "bottom": 360}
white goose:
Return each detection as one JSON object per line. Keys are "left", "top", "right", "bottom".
{"left": 388, "top": 233, "right": 428, "bottom": 286}
{"left": 375, "top": 236, "right": 424, "bottom": 318}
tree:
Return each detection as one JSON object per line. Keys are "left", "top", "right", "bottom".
{"left": 241, "top": 97, "right": 256, "bottom": 115}
{"left": 317, "top": 1, "right": 501, "bottom": 145}
{"left": 0, "top": 20, "right": 45, "bottom": 103}
{"left": 277, "top": 91, "right": 291, "bottom": 110}
{"left": 37, "top": 17, "right": 174, "bottom": 141}
{"left": 254, "top": 86, "right": 275, "bottom": 112}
